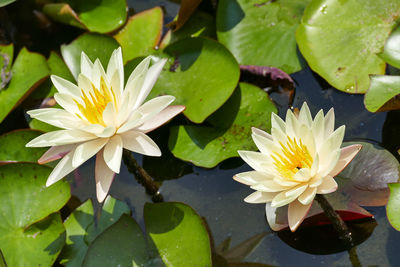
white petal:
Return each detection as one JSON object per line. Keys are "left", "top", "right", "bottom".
{"left": 136, "top": 105, "right": 185, "bottom": 133}
{"left": 103, "top": 135, "right": 123, "bottom": 173}
{"left": 92, "top": 59, "right": 108, "bottom": 89}
{"left": 80, "top": 51, "right": 94, "bottom": 79}
{"left": 38, "top": 144, "right": 76, "bottom": 164}
{"left": 251, "top": 180, "right": 292, "bottom": 192}
{"left": 102, "top": 102, "right": 117, "bottom": 127}
{"left": 271, "top": 190, "right": 299, "bottom": 207}
{"left": 285, "top": 110, "right": 301, "bottom": 138}
{"left": 117, "top": 95, "right": 175, "bottom": 134}
{"left": 54, "top": 93, "right": 82, "bottom": 116}
{"left": 317, "top": 175, "right": 338, "bottom": 194}
{"left": 329, "top": 144, "right": 362, "bottom": 177}
{"left": 72, "top": 138, "right": 108, "bottom": 168}
{"left": 310, "top": 154, "right": 319, "bottom": 177}
{"left": 251, "top": 127, "right": 273, "bottom": 140}
{"left": 95, "top": 151, "right": 116, "bottom": 203}
{"left": 271, "top": 113, "right": 286, "bottom": 133}
{"left": 324, "top": 108, "right": 335, "bottom": 138}
{"left": 265, "top": 203, "right": 288, "bottom": 231}
{"left": 311, "top": 110, "right": 325, "bottom": 149}
{"left": 244, "top": 191, "right": 277, "bottom": 203}
{"left": 233, "top": 171, "right": 272, "bottom": 186}
{"left": 273, "top": 177, "right": 300, "bottom": 186}
{"left": 252, "top": 130, "right": 277, "bottom": 155}
{"left": 51, "top": 75, "right": 80, "bottom": 98}
{"left": 121, "top": 131, "right": 161, "bottom": 156}
{"left": 298, "top": 102, "right": 312, "bottom": 127}
{"left": 46, "top": 150, "right": 75, "bottom": 187}
{"left": 288, "top": 200, "right": 312, "bottom": 232}
{"left": 124, "top": 56, "right": 150, "bottom": 99}
{"left": 106, "top": 47, "right": 124, "bottom": 97}
{"left": 132, "top": 58, "right": 167, "bottom": 110}
{"left": 77, "top": 74, "right": 92, "bottom": 94}
{"left": 284, "top": 184, "right": 308, "bottom": 198}
{"left": 27, "top": 108, "right": 83, "bottom": 129}
{"left": 237, "top": 150, "right": 271, "bottom": 172}
{"left": 298, "top": 186, "right": 317, "bottom": 205}
{"left": 293, "top": 168, "right": 312, "bottom": 182}
{"left": 26, "top": 129, "right": 96, "bottom": 147}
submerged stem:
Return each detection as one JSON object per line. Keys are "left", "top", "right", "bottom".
{"left": 315, "top": 194, "right": 354, "bottom": 247}
{"left": 348, "top": 246, "right": 362, "bottom": 267}
{"left": 122, "top": 149, "right": 163, "bottom": 202}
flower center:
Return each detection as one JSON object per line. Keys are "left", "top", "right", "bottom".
{"left": 271, "top": 136, "right": 313, "bottom": 179}
{"left": 75, "top": 77, "right": 117, "bottom": 126}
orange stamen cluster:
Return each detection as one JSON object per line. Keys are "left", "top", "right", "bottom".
{"left": 271, "top": 136, "right": 313, "bottom": 179}
{"left": 75, "top": 77, "right": 117, "bottom": 126}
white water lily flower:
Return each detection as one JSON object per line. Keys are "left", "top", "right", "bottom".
{"left": 234, "top": 103, "right": 361, "bottom": 232}
{"left": 26, "top": 48, "right": 184, "bottom": 202}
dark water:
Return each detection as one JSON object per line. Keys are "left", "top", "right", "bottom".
{"left": 70, "top": 65, "right": 400, "bottom": 266}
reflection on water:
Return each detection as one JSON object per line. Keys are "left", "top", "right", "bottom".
{"left": 69, "top": 66, "right": 400, "bottom": 265}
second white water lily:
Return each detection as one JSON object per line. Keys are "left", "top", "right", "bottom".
{"left": 27, "top": 48, "right": 184, "bottom": 202}
{"left": 234, "top": 103, "right": 361, "bottom": 231}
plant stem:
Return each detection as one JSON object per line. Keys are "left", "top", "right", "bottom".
{"left": 315, "top": 194, "right": 353, "bottom": 247}
{"left": 122, "top": 149, "right": 163, "bottom": 202}
{"left": 348, "top": 246, "right": 362, "bottom": 267}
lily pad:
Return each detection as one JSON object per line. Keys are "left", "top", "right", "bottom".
{"left": 0, "top": 48, "right": 49, "bottom": 123}
{"left": 380, "top": 25, "right": 400, "bottom": 69}
{"left": 387, "top": 183, "right": 400, "bottom": 231}
{"left": 61, "top": 33, "right": 120, "bottom": 80}
{"left": 0, "top": 0, "right": 16, "bottom": 7}
{"left": 60, "top": 196, "right": 130, "bottom": 267}
{"left": 150, "top": 37, "right": 240, "bottom": 123}
{"left": 364, "top": 75, "right": 400, "bottom": 112}
{"left": 296, "top": 0, "right": 400, "bottom": 93}
{"left": 0, "top": 129, "right": 47, "bottom": 164}
{"left": 83, "top": 214, "right": 148, "bottom": 267}
{"left": 169, "top": 83, "right": 277, "bottom": 168}
{"left": 0, "top": 163, "right": 70, "bottom": 266}
{"left": 217, "top": 0, "right": 309, "bottom": 74}
{"left": 43, "top": 0, "right": 127, "bottom": 33}
{"left": 144, "top": 202, "right": 212, "bottom": 266}
{"left": 114, "top": 7, "right": 163, "bottom": 63}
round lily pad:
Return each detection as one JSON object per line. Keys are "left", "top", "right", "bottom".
{"left": 217, "top": 0, "right": 309, "bottom": 74}
{"left": 0, "top": 163, "right": 70, "bottom": 266}
{"left": 169, "top": 83, "right": 277, "bottom": 168}
{"left": 150, "top": 37, "right": 240, "bottom": 123}
{"left": 296, "top": 0, "right": 400, "bottom": 93}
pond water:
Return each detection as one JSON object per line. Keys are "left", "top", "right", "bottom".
{"left": 69, "top": 65, "right": 399, "bottom": 266}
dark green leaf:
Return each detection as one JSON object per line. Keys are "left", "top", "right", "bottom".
{"left": 387, "top": 183, "right": 400, "bottom": 231}
{"left": 169, "top": 83, "right": 277, "bottom": 168}
{"left": 380, "top": 25, "right": 400, "bottom": 69}
{"left": 364, "top": 75, "right": 400, "bottom": 112}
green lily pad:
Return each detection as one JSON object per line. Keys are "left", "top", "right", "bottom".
{"left": 0, "top": 129, "right": 47, "bottom": 164}
{"left": 380, "top": 25, "right": 400, "bottom": 69}
{"left": 0, "top": 250, "right": 6, "bottom": 267}
{"left": 296, "top": 0, "right": 400, "bottom": 93}
{"left": 0, "top": 48, "right": 49, "bottom": 123}
{"left": 43, "top": 0, "right": 127, "bottom": 33}
{"left": 0, "top": 0, "right": 15, "bottom": 7}
{"left": 61, "top": 33, "right": 120, "bottom": 80}
{"left": 114, "top": 7, "right": 163, "bottom": 63}
{"left": 387, "top": 183, "right": 400, "bottom": 231}
{"left": 144, "top": 202, "right": 212, "bottom": 266}
{"left": 364, "top": 75, "right": 400, "bottom": 112}
{"left": 150, "top": 37, "right": 240, "bottom": 123}
{"left": 60, "top": 196, "right": 130, "bottom": 267}
{"left": 0, "top": 43, "right": 13, "bottom": 74}
{"left": 0, "top": 163, "right": 70, "bottom": 266}
{"left": 169, "top": 83, "right": 277, "bottom": 168}
{"left": 83, "top": 214, "right": 148, "bottom": 267}
{"left": 217, "top": 0, "right": 309, "bottom": 74}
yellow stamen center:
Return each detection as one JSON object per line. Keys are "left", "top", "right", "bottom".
{"left": 75, "top": 77, "right": 117, "bottom": 126}
{"left": 271, "top": 136, "right": 313, "bottom": 179}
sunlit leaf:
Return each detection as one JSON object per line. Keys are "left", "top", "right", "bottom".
{"left": 0, "top": 163, "right": 70, "bottom": 266}
{"left": 387, "top": 183, "right": 400, "bottom": 231}
{"left": 296, "top": 0, "right": 400, "bottom": 93}
{"left": 61, "top": 33, "right": 119, "bottom": 80}
{"left": 83, "top": 214, "right": 148, "bottom": 267}
{"left": 380, "top": 25, "right": 400, "bottom": 69}
{"left": 0, "top": 0, "right": 16, "bottom": 7}
{"left": 169, "top": 83, "right": 277, "bottom": 168}
{"left": 0, "top": 48, "right": 49, "bottom": 123}
{"left": 150, "top": 37, "right": 240, "bottom": 123}
{"left": 43, "top": 0, "right": 127, "bottom": 33}
{"left": 217, "top": 0, "right": 309, "bottom": 74}
{"left": 0, "top": 129, "right": 47, "bottom": 164}
{"left": 144, "top": 202, "right": 212, "bottom": 266}
{"left": 364, "top": 75, "right": 400, "bottom": 112}
{"left": 114, "top": 7, "right": 163, "bottom": 63}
